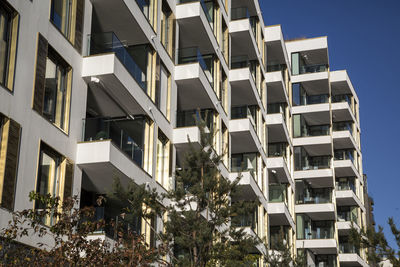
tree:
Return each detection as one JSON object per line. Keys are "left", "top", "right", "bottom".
{"left": 349, "top": 218, "right": 400, "bottom": 266}
{"left": 0, "top": 117, "right": 261, "bottom": 266}
{"left": 264, "top": 229, "right": 307, "bottom": 267}
{"left": 108, "top": 116, "right": 262, "bottom": 266}
{"left": 0, "top": 192, "right": 165, "bottom": 266}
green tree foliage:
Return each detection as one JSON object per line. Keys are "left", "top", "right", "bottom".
{"left": 112, "top": 117, "right": 262, "bottom": 267}
{"left": 349, "top": 218, "right": 400, "bottom": 266}
{"left": 264, "top": 229, "right": 307, "bottom": 267}
{"left": 0, "top": 192, "right": 164, "bottom": 266}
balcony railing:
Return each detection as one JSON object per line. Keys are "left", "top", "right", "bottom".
{"left": 332, "top": 94, "right": 352, "bottom": 106}
{"left": 231, "top": 105, "right": 257, "bottom": 131}
{"left": 295, "top": 156, "right": 331, "bottom": 171}
{"left": 337, "top": 211, "right": 358, "bottom": 224}
{"left": 334, "top": 150, "right": 354, "bottom": 163}
{"left": 336, "top": 178, "right": 356, "bottom": 193}
{"left": 295, "top": 124, "right": 330, "bottom": 138}
{"left": 294, "top": 94, "right": 329, "bottom": 106}
{"left": 304, "top": 225, "right": 334, "bottom": 240}
{"left": 177, "top": 47, "right": 214, "bottom": 87}
{"left": 333, "top": 121, "right": 353, "bottom": 135}
{"left": 339, "top": 243, "right": 359, "bottom": 255}
{"left": 89, "top": 207, "right": 142, "bottom": 240}
{"left": 269, "top": 184, "right": 288, "bottom": 204}
{"left": 176, "top": 109, "right": 214, "bottom": 130}
{"left": 268, "top": 143, "right": 287, "bottom": 159}
{"left": 82, "top": 117, "right": 144, "bottom": 167}
{"left": 87, "top": 32, "right": 148, "bottom": 92}
{"left": 296, "top": 188, "right": 332, "bottom": 204}
{"left": 299, "top": 64, "right": 328, "bottom": 74}
{"left": 178, "top": 0, "right": 214, "bottom": 26}
{"left": 231, "top": 7, "right": 249, "bottom": 20}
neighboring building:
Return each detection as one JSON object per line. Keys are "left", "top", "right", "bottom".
{"left": 0, "top": 0, "right": 368, "bottom": 266}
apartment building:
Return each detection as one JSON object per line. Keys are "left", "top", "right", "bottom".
{"left": 0, "top": 0, "right": 368, "bottom": 266}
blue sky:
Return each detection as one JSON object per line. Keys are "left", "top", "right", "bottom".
{"left": 260, "top": 0, "right": 400, "bottom": 247}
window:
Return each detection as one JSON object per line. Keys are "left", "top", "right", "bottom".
{"left": 156, "top": 130, "right": 170, "bottom": 189}
{"left": 50, "top": 0, "right": 73, "bottom": 38}
{"left": 0, "top": 2, "right": 19, "bottom": 91}
{"left": 35, "top": 142, "right": 73, "bottom": 224}
{"left": 154, "top": 57, "right": 171, "bottom": 119}
{"left": 0, "top": 114, "right": 21, "bottom": 211}
{"left": 44, "top": 49, "right": 70, "bottom": 129}
{"left": 33, "top": 34, "right": 72, "bottom": 133}
{"left": 160, "top": 0, "right": 175, "bottom": 58}
{"left": 50, "top": 0, "right": 84, "bottom": 52}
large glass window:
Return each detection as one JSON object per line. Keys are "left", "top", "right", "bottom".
{"left": 0, "top": 2, "right": 18, "bottom": 91}
{"left": 0, "top": 5, "right": 11, "bottom": 86}
{"left": 44, "top": 48, "right": 71, "bottom": 131}
{"left": 50, "top": 0, "right": 73, "bottom": 38}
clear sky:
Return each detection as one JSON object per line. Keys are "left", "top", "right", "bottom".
{"left": 260, "top": 0, "right": 400, "bottom": 247}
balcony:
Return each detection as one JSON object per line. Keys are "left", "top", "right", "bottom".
{"left": 332, "top": 95, "right": 357, "bottom": 123}
{"left": 82, "top": 32, "right": 169, "bottom": 128}
{"left": 267, "top": 104, "right": 290, "bottom": 144}
{"left": 338, "top": 253, "right": 368, "bottom": 267}
{"left": 337, "top": 207, "right": 360, "bottom": 235}
{"left": 286, "top": 37, "right": 329, "bottom": 75}
{"left": 295, "top": 217, "right": 337, "bottom": 254}
{"left": 230, "top": 7, "right": 259, "bottom": 61}
{"left": 229, "top": 171, "right": 267, "bottom": 210}
{"left": 295, "top": 185, "right": 335, "bottom": 220}
{"left": 230, "top": 107, "right": 264, "bottom": 156}
{"left": 175, "top": 47, "right": 218, "bottom": 110}
{"left": 267, "top": 144, "right": 291, "bottom": 185}
{"left": 268, "top": 185, "right": 295, "bottom": 229}
{"left": 333, "top": 122, "right": 358, "bottom": 151}
{"left": 229, "top": 57, "right": 260, "bottom": 107}
{"left": 174, "top": 109, "right": 213, "bottom": 159}
{"left": 89, "top": 0, "right": 155, "bottom": 51}
{"left": 336, "top": 191, "right": 364, "bottom": 210}
{"left": 266, "top": 70, "right": 289, "bottom": 105}
{"left": 230, "top": 152, "right": 265, "bottom": 208}
{"left": 176, "top": 0, "right": 218, "bottom": 59}
{"left": 333, "top": 150, "right": 360, "bottom": 178}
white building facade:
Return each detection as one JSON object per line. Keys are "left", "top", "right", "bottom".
{"left": 0, "top": 0, "right": 368, "bottom": 266}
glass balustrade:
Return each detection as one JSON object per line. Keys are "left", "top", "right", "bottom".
{"left": 297, "top": 215, "right": 334, "bottom": 240}
{"left": 334, "top": 149, "right": 355, "bottom": 162}
{"left": 231, "top": 153, "right": 257, "bottom": 177}
{"left": 333, "top": 121, "right": 353, "bottom": 135}
{"left": 82, "top": 117, "right": 145, "bottom": 167}
{"left": 269, "top": 184, "right": 288, "bottom": 203}
{"left": 87, "top": 32, "right": 149, "bottom": 92}
{"left": 176, "top": 109, "right": 214, "bottom": 130}
{"left": 335, "top": 178, "right": 356, "bottom": 193}
{"left": 332, "top": 94, "right": 352, "bottom": 107}
{"left": 296, "top": 183, "right": 332, "bottom": 204}
{"left": 231, "top": 7, "right": 249, "bottom": 20}
{"left": 339, "top": 243, "right": 359, "bottom": 255}
{"left": 268, "top": 143, "right": 287, "bottom": 159}
{"left": 337, "top": 206, "right": 359, "bottom": 225}
{"left": 231, "top": 105, "right": 257, "bottom": 131}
